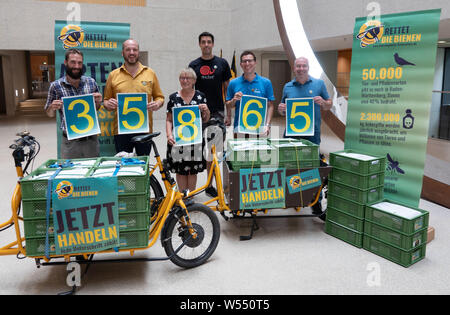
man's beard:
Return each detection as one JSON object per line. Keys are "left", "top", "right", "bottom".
{"left": 66, "top": 66, "right": 83, "bottom": 79}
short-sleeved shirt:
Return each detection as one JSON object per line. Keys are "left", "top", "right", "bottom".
{"left": 189, "top": 56, "right": 231, "bottom": 113}
{"left": 166, "top": 90, "right": 207, "bottom": 175}
{"left": 45, "top": 75, "right": 99, "bottom": 132}
{"left": 104, "top": 62, "right": 165, "bottom": 134}
{"left": 281, "top": 76, "right": 330, "bottom": 144}
{"left": 226, "top": 73, "right": 275, "bottom": 129}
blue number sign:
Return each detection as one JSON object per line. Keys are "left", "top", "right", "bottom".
{"left": 117, "top": 93, "right": 149, "bottom": 134}
{"left": 237, "top": 95, "right": 267, "bottom": 135}
{"left": 172, "top": 105, "right": 202, "bottom": 146}
{"left": 285, "top": 98, "right": 314, "bottom": 136}
{"left": 62, "top": 94, "right": 100, "bottom": 140}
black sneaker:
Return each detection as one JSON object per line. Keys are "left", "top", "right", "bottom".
{"left": 311, "top": 203, "right": 322, "bottom": 215}
{"left": 205, "top": 186, "right": 218, "bottom": 198}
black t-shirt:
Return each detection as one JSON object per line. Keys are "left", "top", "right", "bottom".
{"left": 188, "top": 56, "right": 232, "bottom": 113}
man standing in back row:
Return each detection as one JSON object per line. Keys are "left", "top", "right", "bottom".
{"left": 104, "top": 39, "right": 165, "bottom": 156}
{"left": 189, "top": 32, "right": 232, "bottom": 197}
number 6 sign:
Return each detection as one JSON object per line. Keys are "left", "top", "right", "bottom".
{"left": 172, "top": 105, "right": 202, "bottom": 146}
{"left": 237, "top": 95, "right": 267, "bottom": 135}
{"left": 117, "top": 93, "right": 149, "bottom": 134}
{"left": 285, "top": 98, "right": 315, "bottom": 136}
{"left": 62, "top": 94, "right": 100, "bottom": 140}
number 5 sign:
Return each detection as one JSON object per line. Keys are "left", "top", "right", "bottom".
{"left": 238, "top": 95, "right": 267, "bottom": 134}
{"left": 117, "top": 93, "right": 149, "bottom": 134}
{"left": 285, "top": 98, "right": 315, "bottom": 136}
{"left": 172, "top": 105, "right": 202, "bottom": 146}
{"left": 62, "top": 94, "right": 101, "bottom": 140}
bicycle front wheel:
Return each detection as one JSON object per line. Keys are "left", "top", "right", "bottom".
{"left": 161, "top": 203, "right": 220, "bottom": 268}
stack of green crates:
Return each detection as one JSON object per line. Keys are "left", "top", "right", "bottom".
{"left": 325, "top": 149, "right": 386, "bottom": 248}
{"left": 363, "top": 199, "right": 429, "bottom": 267}
{"left": 226, "top": 138, "right": 320, "bottom": 171}
{"left": 268, "top": 138, "right": 320, "bottom": 169}
{"left": 21, "top": 157, "right": 150, "bottom": 257}
{"left": 226, "top": 139, "right": 275, "bottom": 170}
{"left": 90, "top": 157, "right": 150, "bottom": 250}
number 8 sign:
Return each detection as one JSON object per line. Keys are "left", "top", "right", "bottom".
{"left": 117, "top": 93, "right": 149, "bottom": 134}
{"left": 237, "top": 95, "right": 267, "bottom": 134}
{"left": 62, "top": 94, "right": 101, "bottom": 140}
{"left": 285, "top": 98, "right": 315, "bottom": 136}
{"left": 172, "top": 105, "right": 202, "bottom": 146}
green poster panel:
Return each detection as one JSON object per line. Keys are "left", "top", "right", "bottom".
{"left": 54, "top": 20, "right": 130, "bottom": 157}
{"left": 345, "top": 9, "right": 441, "bottom": 207}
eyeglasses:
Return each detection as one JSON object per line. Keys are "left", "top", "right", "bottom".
{"left": 241, "top": 59, "right": 255, "bottom": 64}
{"left": 179, "top": 77, "right": 193, "bottom": 81}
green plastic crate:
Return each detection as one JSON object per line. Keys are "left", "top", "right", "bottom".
{"left": 364, "top": 220, "right": 428, "bottom": 251}
{"left": 22, "top": 198, "right": 51, "bottom": 219}
{"left": 328, "top": 180, "right": 384, "bottom": 204}
{"left": 20, "top": 168, "right": 90, "bottom": 200}
{"left": 94, "top": 156, "right": 149, "bottom": 169}
{"left": 330, "top": 149, "right": 386, "bottom": 175}
{"left": 327, "top": 193, "right": 365, "bottom": 219}
{"left": 325, "top": 220, "right": 363, "bottom": 248}
{"left": 118, "top": 229, "right": 149, "bottom": 249}
{"left": 269, "top": 139, "right": 319, "bottom": 162}
{"left": 119, "top": 212, "right": 150, "bottom": 231}
{"left": 363, "top": 234, "right": 426, "bottom": 267}
{"left": 326, "top": 207, "right": 364, "bottom": 232}
{"left": 25, "top": 238, "right": 57, "bottom": 257}
{"left": 22, "top": 194, "right": 148, "bottom": 220}
{"left": 24, "top": 219, "right": 55, "bottom": 239}
{"left": 277, "top": 159, "right": 321, "bottom": 169}
{"left": 365, "top": 199, "right": 429, "bottom": 234}
{"left": 330, "top": 167, "right": 385, "bottom": 189}
{"left": 23, "top": 210, "right": 150, "bottom": 239}
{"left": 25, "top": 229, "right": 149, "bottom": 257}
{"left": 226, "top": 141, "right": 276, "bottom": 167}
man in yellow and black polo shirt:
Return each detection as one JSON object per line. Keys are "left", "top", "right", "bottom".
{"left": 104, "top": 39, "right": 164, "bottom": 156}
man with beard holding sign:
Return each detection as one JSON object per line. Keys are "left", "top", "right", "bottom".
{"left": 45, "top": 49, "right": 103, "bottom": 159}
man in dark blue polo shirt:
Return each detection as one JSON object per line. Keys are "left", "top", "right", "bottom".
{"left": 278, "top": 56, "right": 332, "bottom": 145}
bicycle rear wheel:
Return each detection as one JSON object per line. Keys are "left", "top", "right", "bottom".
{"left": 161, "top": 203, "right": 220, "bottom": 268}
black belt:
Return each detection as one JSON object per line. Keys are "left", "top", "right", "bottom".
{"left": 62, "top": 132, "right": 95, "bottom": 141}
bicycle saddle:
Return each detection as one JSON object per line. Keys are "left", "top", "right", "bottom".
{"left": 131, "top": 132, "right": 161, "bottom": 143}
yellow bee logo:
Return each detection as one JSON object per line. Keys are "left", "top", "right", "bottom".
{"left": 55, "top": 181, "right": 74, "bottom": 199}
{"left": 58, "top": 25, "right": 85, "bottom": 49}
{"left": 356, "top": 20, "right": 384, "bottom": 48}
{"left": 289, "top": 176, "right": 302, "bottom": 190}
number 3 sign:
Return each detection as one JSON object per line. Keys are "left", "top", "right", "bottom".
{"left": 117, "top": 93, "right": 149, "bottom": 134}
{"left": 237, "top": 95, "right": 267, "bottom": 135}
{"left": 285, "top": 98, "right": 315, "bottom": 136}
{"left": 172, "top": 105, "right": 202, "bottom": 146}
{"left": 62, "top": 94, "right": 101, "bottom": 140}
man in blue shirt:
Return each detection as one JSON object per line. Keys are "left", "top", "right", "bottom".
{"left": 226, "top": 51, "right": 275, "bottom": 136}
{"left": 278, "top": 57, "right": 332, "bottom": 145}
{"left": 278, "top": 57, "right": 332, "bottom": 217}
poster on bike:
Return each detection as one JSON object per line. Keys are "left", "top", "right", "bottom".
{"left": 51, "top": 177, "right": 119, "bottom": 255}
{"left": 117, "top": 93, "right": 149, "bottom": 135}
{"left": 344, "top": 9, "right": 440, "bottom": 207}
{"left": 172, "top": 105, "right": 203, "bottom": 146}
{"left": 237, "top": 95, "right": 267, "bottom": 135}
{"left": 55, "top": 20, "right": 130, "bottom": 157}
{"left": 239, "top": 168, "right": 286, "bottom": 209}
{"left": 285, "top": 98, "right": 314, "bottom": 136}
{"left": 62, "top": 94, "right": 101, "bottom": 140}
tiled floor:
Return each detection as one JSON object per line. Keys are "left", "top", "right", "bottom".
{"left": 0, "top": 112, "right": 449, "bottom": 295}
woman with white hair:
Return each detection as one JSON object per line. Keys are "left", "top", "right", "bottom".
{"left": 166, "top": 68, "right": 210, "bottom": 193}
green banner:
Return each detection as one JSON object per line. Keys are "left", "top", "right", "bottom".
{"left": 52, "top": 177, "right": 119, "bottom": 255}
{"left": 54, "top": 20, "right": 130, "bottom": 157}
{"left": 240, "top": 168, "right": 286, "bottom": 209}
{"left": 345, "top": 9, "right": 441, "bottom": 207}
